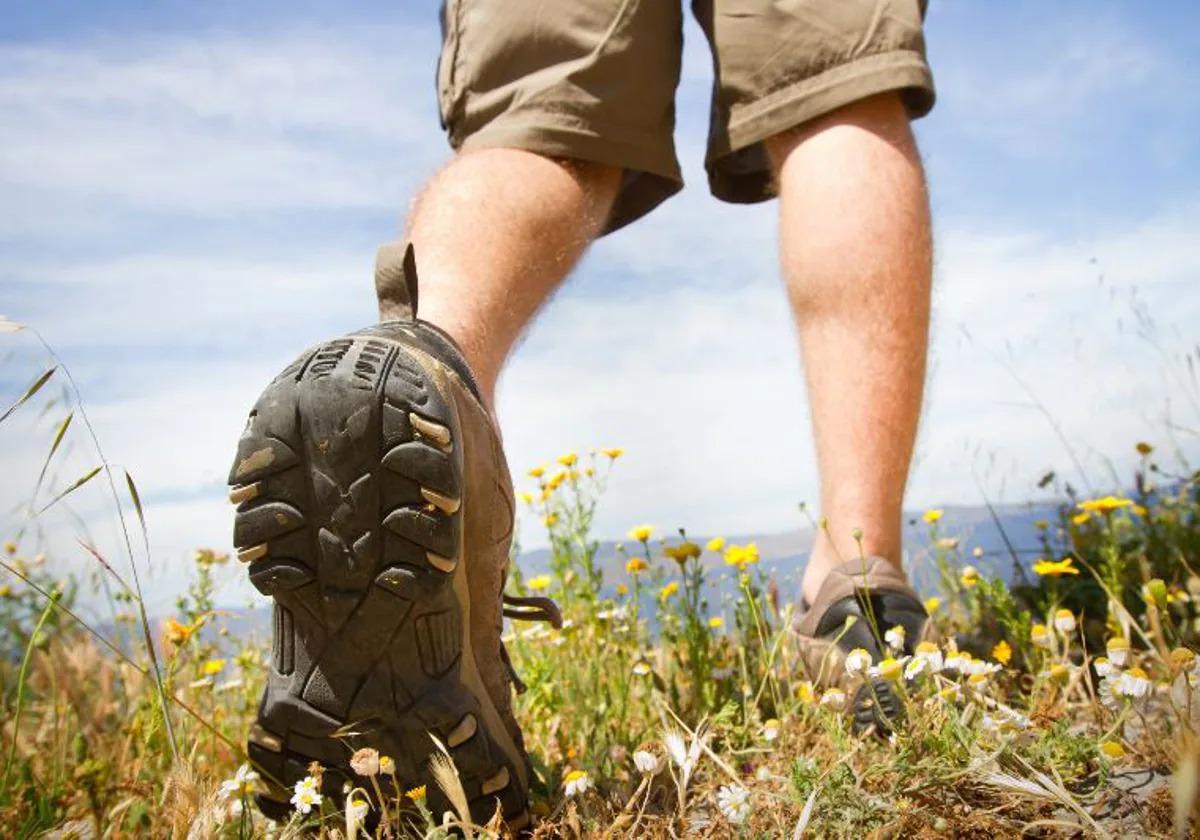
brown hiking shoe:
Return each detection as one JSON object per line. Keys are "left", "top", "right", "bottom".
{"left": 229, "top": 243, "right": 552, "bottom": 830}
{"left": 791, "top": 556, "right": 934, "bottom": 734}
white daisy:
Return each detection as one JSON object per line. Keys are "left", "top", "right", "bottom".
{"left": 904, "top": 657, "right": 927, "bottom": 680}
{"left": 562, "top": 769, "right": 591, "bottom": 797}
{"left": 291, "top": 777, "right": 323, "bottom": 815}
{"left": 716, "top": 784, "right": 751, "bottom": 825}
{"left": 914, "top": 641, "right": 944, "bottom": 673}
{"left": 1106, "top": 637, "right": 1130, "bottom": 667}
{"left": 219, "top": 764, "right": 260, "bottom": 800}
{"left": 942, "top": 650, "right": 968, "bottom": 673}
{"left": 345, "top": 796, "right": 370, "bottom": 834}
{"left": 844, "top": 648, "right": 872, "bottom": 676}
{"left": 1053, "top": 609, "right": 1076, "bottom": 635}
{"left": 633, "top": 750, "right": 659, "bottom": 775}
{"left": 1112, "top": 667, "right": 1152, "bottom": 700}
{"left": 819, "top": 687, "right": 846, "bottom": 707}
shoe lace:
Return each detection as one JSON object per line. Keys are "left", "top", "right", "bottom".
{"left": 498, "top": 593, "right": 562, "bottom": 693}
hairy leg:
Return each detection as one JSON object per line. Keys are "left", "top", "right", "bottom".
{"left": 765, "top": 93, "right": 933, "bottom": 604}
{"left": 389, "top": 148, "right": 622, "bottom": 406}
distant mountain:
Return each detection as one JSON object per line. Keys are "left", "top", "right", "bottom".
{"left": 193, "top": 498, "right": 1065, "bottom": 652}
{"left": 510, "top": 499, "right": 1061, "bottom": 600}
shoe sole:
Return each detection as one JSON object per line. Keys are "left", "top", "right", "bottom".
{"left": 229, "top": 332, "right": 529, "bottom": 829}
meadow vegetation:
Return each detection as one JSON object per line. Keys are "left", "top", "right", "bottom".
{"left": 1, "top": 322, "right": 1199, "bottom": 837}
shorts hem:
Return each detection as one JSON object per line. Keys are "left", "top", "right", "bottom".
{"left": 457, "top": 116, "right": 684, "bottom": 233}
{"left": 716, "top": 49, "right": 935, "bottom": 162}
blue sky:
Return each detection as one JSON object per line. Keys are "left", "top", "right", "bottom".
{"left": 1, "top": 1, "right": 1198, "bottom": 610}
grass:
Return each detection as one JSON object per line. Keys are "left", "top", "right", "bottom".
{"left": 1, "top": 322, "right": 1199, "bottom": 837}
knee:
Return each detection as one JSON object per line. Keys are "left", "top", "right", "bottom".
{"left": 764, "top": 91, "right": 916, "bottom": 175}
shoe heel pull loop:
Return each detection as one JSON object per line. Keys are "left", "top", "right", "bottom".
{"left": 375, "top": 241, "right": 419, "bottom": 321}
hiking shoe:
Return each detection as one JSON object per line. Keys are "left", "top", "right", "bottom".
{"left": 229, "top": 243, "right": 551, "bottom": 830}
{"left": 790, "top": 556, "right": 933, "bottom": 734}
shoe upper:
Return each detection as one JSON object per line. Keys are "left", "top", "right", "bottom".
{"left": 369, "top": 244, "right": 551, "bottom": 778}
{"left": 791, "top": 556, "right": 933, "bottom": 690}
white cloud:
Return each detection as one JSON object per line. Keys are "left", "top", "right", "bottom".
{"left": 0, "top": 24, "right": 446, "bottom": 222}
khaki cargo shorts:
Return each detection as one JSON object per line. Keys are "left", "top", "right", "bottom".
{"left": 436, "top": 0, "right": 935, "bottom": 234}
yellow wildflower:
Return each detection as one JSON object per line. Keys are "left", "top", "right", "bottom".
{"left": 547, "top": 470, "right": 568, "bottom": 490}
{"left": 628, "top": 525, "right": 655, "bottom": 542}
{"left": 796, "top": 681, "right": 815, "bottom": 703}
{"left": 708, "top": 616, "right": 725, "bottom": 629}
{"left": 664, "top": 542, "right": 702, "bottom": 564}
{"left": 518, "top": 491, "right": 533, "bottom": 505}
{"left": 991, "top": 640, "right": 1012, "bottom": 665}
{"left": 615, "top": 583, "right": 629, "bottom": 596}
{"left": 1032, "top": 557, "right": 1080, "bottom": 577}
{"left": 723, "top": 543, "right": 760, "bottom": 570}
{"left": 544, "top": 514, "right": 558, "bottom": 528}
{"left": 164, "top": 617, "right": 195, "bottom": 647}
{"left": 202, "top": 658, "right": 226, "bottom": 676}
{"left": 1077, "top": 496, "right": 1133, "bottom": 515}
{"left": 0, "top": 585, "right": 11, "bottom": 598}
{"left": 706, "top": 536, "right": 726, "bottom": 553}
{"left": 557, "top": 452, "right": 578, "bottom": 467}
{"left": 625, "top": 557, "right": 648, "bottom": 574}
{"left": 193, "top": 548, "right": 229, "bottom": 566}
{"left": 659, "top": 581, "right": 680, "bottom": 601}
{"left": 924, "top": 596, "right": 941, "bottom": 613}
{"left": 1136, "top": 442, "right": 1153, "bottom": 455}
{"left": 1030, "top": 624, "right": 1051, "bottom": 648}
{"left": 527, "top": 575, "right": 551, "bottom": 592}
{"left": 923, "top": 509, "right": 944, "bottom": 524}
{"left": 528, "top": 465, "right": 546, "bottom": 479}
{"left": 602, "top": 448, "right": 624, "bottom": 459}
{"left": 405, "top": 784, "right": 427, "bottom": 801}
{"left": 1071, "top": 511, "right": 1091, "bottom": 526}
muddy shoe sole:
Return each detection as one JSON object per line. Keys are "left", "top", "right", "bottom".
{"left": 229, "top": 329, "right": 529, "bottom": 829}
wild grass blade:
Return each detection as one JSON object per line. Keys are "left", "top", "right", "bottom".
{"left": 1, "top": 596, "right": 55, "bottom": 794}
{"left": 32, "top": 412, "right": 72, "bottom": 502}
{"left": 35, "top": 465, "right": 101, "bottom": 515}
{"left": 0, "top": 365, "right": 56, "bottom": 424}
{"left": 76, "top": 538, "right": 135, "bottom": 595}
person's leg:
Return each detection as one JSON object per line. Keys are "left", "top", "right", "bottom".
{"left": 388, "top": 150, "right": 622, "bottom": 408}
{"left": 765, "top": 92, "right": 932, "bottom": 605}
